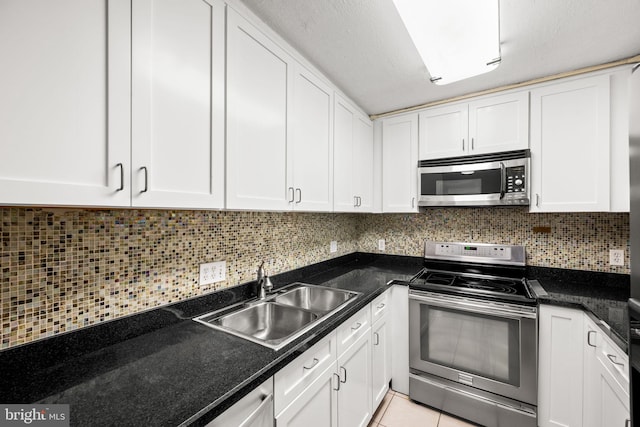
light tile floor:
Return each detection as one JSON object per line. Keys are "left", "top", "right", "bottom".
{"left": 368, "top": 390, "right": 479, "bottom": 427}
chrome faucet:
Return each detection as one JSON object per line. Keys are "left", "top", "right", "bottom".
{"left": 257, "top": 262, "right": 273, "bottom": 299}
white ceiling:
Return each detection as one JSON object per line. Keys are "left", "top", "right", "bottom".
{"left": 239, "top": 0, "right": 640, "bottom": 116}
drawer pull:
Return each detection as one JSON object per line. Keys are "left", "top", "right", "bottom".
{"left": 587, "top": 330, "right": 597, "bottom": 347}
{"left": 351, "top": 322, "right": 362, "bottom": 331}
{"left": 607, "top": 353, "right": 625, "bottom": 367}
{"left": 238, "top": 393, "right": 273, "bottom": 427}
{"left": 333, "top": 373, "right": 341, "bottom": 391}
{"left": 339, "top": 366, "right": 347, "bottom": 383}
{"left": 374, "top": 332, "right": 380, "bottom": 345}
{"left": 303, "top": 358, "right": 319, "bottom": 371}
{"left": 376, "top": 303, "right": 386, "bottom": 310}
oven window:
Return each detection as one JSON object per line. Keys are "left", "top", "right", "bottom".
{"left": 420, "top": 305, "right": 520, "bottom": 386}
{"left": 421, "top": 169, "right": 501, "bottom": 196}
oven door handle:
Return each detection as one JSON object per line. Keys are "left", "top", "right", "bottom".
{"left": 409, "top": 291, "right": 537, "bottom": 319}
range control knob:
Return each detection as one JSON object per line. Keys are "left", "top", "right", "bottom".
{"left": 514, "top": 178, "right": 523, "bottom": 186}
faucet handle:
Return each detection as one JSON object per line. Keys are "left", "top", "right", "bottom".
{"left": 257, "top": 261, "right": 265, "bottom": 281}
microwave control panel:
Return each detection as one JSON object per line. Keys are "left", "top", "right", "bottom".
{"left": 506, "top": 166, "right": 526, "bottom": 194}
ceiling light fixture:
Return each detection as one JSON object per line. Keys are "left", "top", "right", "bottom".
{"left": 392, "top": 0, "right": 501, "bottom": 85}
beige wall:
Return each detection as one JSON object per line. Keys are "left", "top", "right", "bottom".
{"left": 0, "top": 207, "right": 628, "bottom": 349}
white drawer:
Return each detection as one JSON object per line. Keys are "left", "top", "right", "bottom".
{"left": 597, "top": 335, "right": 629, "bottom": 393}
{"left": 336, "top": 305, "right": 371, "bottom": 356}
{"left": 274, "top": 331, "right": 337, "bottom": 416}
{"left": 371, "top": 290, "right": 390, "bottom": 324}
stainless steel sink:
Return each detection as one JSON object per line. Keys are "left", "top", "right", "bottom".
{"left": 273, "top": 285, "right": 357, "bottom": 314}
{"left": 194, "top": 283, "right": 360, "bottom": 350}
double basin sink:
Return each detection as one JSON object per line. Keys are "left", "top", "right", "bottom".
{"left": 194, "top": 283, "right": 360, "bottom": 350}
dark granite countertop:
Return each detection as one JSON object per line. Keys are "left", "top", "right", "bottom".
{"left": 527, "top": 266, "right": 630, "bottom": 352}
{"left": 0, "top": 253, "right": 421, "bottom": 427}
{"left": 1, "top": 252, "right": 630, "bottom": 426}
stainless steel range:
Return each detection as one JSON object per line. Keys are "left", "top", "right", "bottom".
{"left": 408, "top": 241, "right": 539, "bottom": 427}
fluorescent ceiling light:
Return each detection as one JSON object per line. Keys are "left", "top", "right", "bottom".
{"left": 392, "top": 0, "right": 501, "bottom": 85}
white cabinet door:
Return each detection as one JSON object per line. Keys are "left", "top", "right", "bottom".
{"left": 276, "top": 364, "right": 338, "bottom": 427}
{"left": 333, "top": 96, "right": 373, "bottom": 212}
{"left": 419, "top": 103, "right": 468, "bottom": 159}
{"left": 382, "top": 115, "right": 419, "bottom": 213}
{"left": 333, "top": 96, "right": 356, "bottom": 212}
{"left": 131, "top": 0, "right": 225, "bottom": 209}
{"left": 290, "top": 66, "right": 333, "bottom": 211}
{"left": 530, "top": 75, "right": 611, "bottom": 212}
{"left": 538, "top": 305, "right": 584, "bottom": 427}
{"left": 337, "top": 331, "right": 372, "bottom": 427}
{"left": 371, "top": 314, "right": 390, "bottom": 410}
{"left": 468, "top": 91, "right": 529, "bottom": 155}
{"left": 226, "top": 8, "right": 292, "bottom": 210}
{"left": 583, "top": 315, "right": 630, "bottom": 427}
{"left": 390, "top": 285, "right": 409, "bottom": 395}
{"left": 0, "top": 0, "right": 131, "bottom": 207}
{"left": 353, "top": 115, "right": 374, "bottom": 211}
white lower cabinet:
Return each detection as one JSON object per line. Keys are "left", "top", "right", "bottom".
{"left": 583, "top": 315, "right": 630, "bottom": 427}
{"left": 371, "top": 291, "right": 391, "bottom": 409}
{"left": 276, "top": 363, "right": 338, "bottom": 427}
{"left": 538, "top": 304, "right": 630, "bottom": 427}
{"left": 207, "top": 377, "right": 274, "bottom": 427}
{"left": 276, "top": 298, "right": 385, "bottom": 427}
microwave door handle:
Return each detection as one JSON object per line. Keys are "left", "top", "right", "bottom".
{"left": 499, "top": 162, "right": 506, "bottom": 199}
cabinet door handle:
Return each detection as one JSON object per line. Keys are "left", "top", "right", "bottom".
{"left": 351, "top": 322, "right": 362, "bottom": 331}
{"left": 295, "top": 188, "right": 302, "bottom": 203}
{"left": 303, "top": 358, "right": 319, "bottom": 371}
{"left": 626, "top": 419, "right": 631, "bottom": 427}
{"left": 374, "top": 332, "right": 380, "bottom": 345}
{"left": 238, "top": 394, "right": 273, "bottom": 427}
{"left": 462, "top": 139, "right": 465, "bottom": 151}
{"left": 116, "top": 163, "right": 124, "bottom": 192}
{"left": 288, "top": 187, "right": 295, "bottom": 203}
{"left": 339, "top": 366, "right": 347, "bottom": 383}
{"left": 607, "top": 353, "right": 625, "bottom": 367}
{"left": 412, "top": 197, "right": 416, "bottom": 208}
{"left": 471, "top": 137, "right": 475, "bottom": 150}
{"left": 536, "top": 193, "right": 540, "bottom": 207}
{"left": 333, "top": 372, "right": 341, "bottom": 391}
{"left": 357, "top": 196, "right": 362, "bottom": 207}
{"left": 354, "top": 196, "right": 358, "bottom": 207}
{"left": 140, "top": 166, "right": 148, "bottom": 193}
{"left": 587, "top": 330, "right": 597, "bottom": 347}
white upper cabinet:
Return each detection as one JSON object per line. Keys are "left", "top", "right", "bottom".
{"left": 530, "top": 74, "right": 611, "bottom": 212}
{"left": 381, "top": 115, "right": 419, "bottom": 213}
{"left": 0, "top": 0, "right": 131, "bottom": 207}
{"left": 419, "top": 103, "right": 468, "bottom": 159}
{"left": 419, "top": 91, "right": 529, "bottom": 160}
{"left": 334, "top": 95, "right": 374, "bottom": 212}
{"left": 289, "top": 65, "right": 334, "bottom": 212}
{"left": 226, "top": 7, "right": 292, "bottom": 211}
{"left": 468, "top": 91, "right": 530, "bottom": 154}
{"left": 131, "top": 0, "right": 225, "bottom": 209}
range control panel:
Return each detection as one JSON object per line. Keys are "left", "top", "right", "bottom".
{"left": 426, "top": 241, "right": 526, "bottom": 266}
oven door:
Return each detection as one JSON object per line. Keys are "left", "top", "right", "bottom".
{"left": 409, "top": 290, "right": 537, "bottom": 405}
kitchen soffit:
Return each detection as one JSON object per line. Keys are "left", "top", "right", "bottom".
{"left": 239, "top": 0, "right": 640, "bottom": 116}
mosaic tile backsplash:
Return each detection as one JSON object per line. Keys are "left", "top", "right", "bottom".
{"left": 1, "top": 207, "right": 629, "bottom": 349}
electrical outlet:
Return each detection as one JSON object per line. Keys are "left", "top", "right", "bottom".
{"left": 378, "top": 239, "right": 385, "bottom": 251}
{"left": 330, "top": 241, "right": 338, "bottom": 253}
{"left": 199, "top": 261, "right": 226, "bottom": 286}
{"left": 609, "top": 250, "right": 624, "bottom": 266}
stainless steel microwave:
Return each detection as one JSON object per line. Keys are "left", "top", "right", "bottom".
{"left": 418, "top": 149, "right": 530, "bottom": 207}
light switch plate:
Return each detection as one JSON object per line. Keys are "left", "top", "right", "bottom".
{"left": 378, "top": 239, "right": 385, "bottom": 251}
{"left": 609, "top": 250, "right": 624, "bottom": 266}
{"left": 200, "top": 261, "right": 226, "bottom": 286}
{"left": 330, "top": 241, "right": 338, "bottom": 253}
